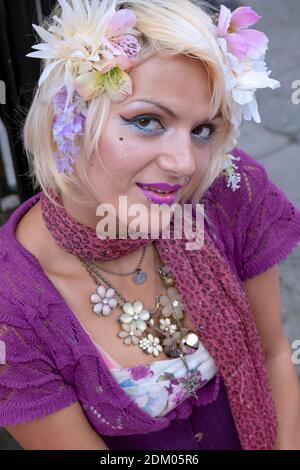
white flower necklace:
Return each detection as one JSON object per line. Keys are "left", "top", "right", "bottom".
{"left": 78, "top": 243, "right": 200, "bottom": 359}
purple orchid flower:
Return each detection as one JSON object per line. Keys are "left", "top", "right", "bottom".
{"left": 52, "top": 87, "right": 87, "bottom": 174}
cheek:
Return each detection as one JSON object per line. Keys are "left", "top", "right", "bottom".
{"left": 98, "top": 135, "right": 127, "bottom": 166}
{"left": 98, "top": 132, "right": 154, "bottom": 178}
{"left": 100, "top": 125, "right": 142, "bottom": 162}
{"left": 91, "top": 136, "right": 144, "bottom": 192}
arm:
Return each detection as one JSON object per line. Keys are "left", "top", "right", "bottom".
{"left": 243, "top": 265, "right": 300, "bottom": 450}
{"left": 5, "top": 401, "right": 109, "bottom": 450}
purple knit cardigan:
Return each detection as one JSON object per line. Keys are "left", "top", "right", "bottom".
{"left": 0, "top": 148, "right": 300, "bottom": 442}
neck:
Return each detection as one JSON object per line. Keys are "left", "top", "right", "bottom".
{"left": 40, "top": 189, "right": 154, "bottom": 262}
{"left": 93, "top": 241, "right": 155, "bottom": 273}
{"left": 62, "top": 192, "right": 100, "bottom": 231}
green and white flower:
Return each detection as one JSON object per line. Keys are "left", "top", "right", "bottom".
{"left": 26, "top": 0, "right": 141, "bottom": 103}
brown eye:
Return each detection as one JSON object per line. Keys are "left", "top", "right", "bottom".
{"left": 138, "top": 118, "right": 152, "bottom": 127}
{"left": 120, "top": 114, "right": 163, "bottom": 134}
{"left": 135, "top": 117, "right": 162, "bottom": 130}
{"left": 131, "top": 116, "right": 163, "bottom": 133}
{"left": 192, "top": 124, "right": 216, "bottom": 141}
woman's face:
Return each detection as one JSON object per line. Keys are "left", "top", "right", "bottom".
{"left": 70, "top": 54, "right": 222, "bottom": 234}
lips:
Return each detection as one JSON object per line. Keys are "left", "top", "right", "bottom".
{"left": 137, "top": 182, "right": 183, "bottom": 193}
{"left": 136, "top": 183, "right": 180, "bottom": 205}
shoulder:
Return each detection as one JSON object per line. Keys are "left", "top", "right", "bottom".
{"left": 0, "top": 194, "right": 65, "bottom": 313}
{"left": 0, "top": 252, "right": 78, "bottom": 427}
{"left": 203, "top": 147, "right": 269, "bottom": 209}
{"left": 203, "top": 147, "right": 300, "bottom": 281}
{"left": 0, "top": 193, "right": 42, "bottom": 272}
{"left": 201, "top": 147, "right": 269, "bottom": 250}
{"left": 203, "top": 145, "right": 298, "bottom": 228}
{"left": 0, "top": 227, "right": 41, "bottom": 319}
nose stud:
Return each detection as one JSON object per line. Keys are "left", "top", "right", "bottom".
{"left": 185, "top": 176, "right": 191, "bottom": 182}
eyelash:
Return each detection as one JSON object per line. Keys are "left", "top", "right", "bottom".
{"left": 120, "top": 114, "right": 217, "bottom": 141}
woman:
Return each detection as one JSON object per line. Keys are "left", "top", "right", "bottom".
{"left": 0, "top": 0, "right": 300, "bottom": 450}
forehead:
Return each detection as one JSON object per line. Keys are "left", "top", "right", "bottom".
{"left": 124, "top": 54, "right": 212, "bottom": 111}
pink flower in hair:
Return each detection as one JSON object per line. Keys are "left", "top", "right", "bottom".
{"left": 215, "top": 5, "right": 280, "bottom": 129}
{"left": 217, "top": 5, "right": 268, "bottom": 61}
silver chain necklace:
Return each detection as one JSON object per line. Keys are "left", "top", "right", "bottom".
{"left": 78, "top": 245, "right": 159, "bottom": 313}
{"left": 78, "top": 243, "right": 200, "bottom": 358}
{"left": 78, "top": 243, "right": 202, "bottom": 397}
{"left": 92, "top": 245, "right": 148, "bottom": 285}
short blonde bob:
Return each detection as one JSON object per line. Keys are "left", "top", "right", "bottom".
{"left": 23, "top": 0, "right": 236, "bottom": 209}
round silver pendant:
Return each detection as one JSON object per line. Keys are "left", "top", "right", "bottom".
{"left": 133, "top": 269, "right": 147, "bottom": 285}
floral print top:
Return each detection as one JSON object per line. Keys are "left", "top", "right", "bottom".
{"left": 81, "top": 323, "right": 218, "bottom": 418}
{"left": 110, "top": 342, "right": 217, "bottom": 418}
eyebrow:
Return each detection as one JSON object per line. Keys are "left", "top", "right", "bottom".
{"left": 127, "top": 99, "right": 222, "bottom": 122}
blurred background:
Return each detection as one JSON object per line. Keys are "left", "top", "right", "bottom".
{"left": 0, "top": 0, "right": 299, "bottom": 450}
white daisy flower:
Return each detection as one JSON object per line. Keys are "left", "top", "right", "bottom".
{"left": 120, "top": 301, "right": 150, "bottom": 332}
{"left": 139, "top": 334, "right": 163, "bottom": 357}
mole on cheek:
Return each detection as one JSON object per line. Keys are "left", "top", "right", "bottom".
{"left": 119, "top": 137, "right": 124, "bottom": 141}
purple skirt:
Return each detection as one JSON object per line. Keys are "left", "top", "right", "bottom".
{"left": 102, "top": 376, "right": 242, "bottom": 450}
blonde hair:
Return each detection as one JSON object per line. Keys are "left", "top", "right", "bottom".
{"left": 23, "top": 0, "right": 235, "bottom": 209}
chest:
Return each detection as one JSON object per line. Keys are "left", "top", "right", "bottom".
{"left": 44, "top": 265, "right": 198, "bottom": 369}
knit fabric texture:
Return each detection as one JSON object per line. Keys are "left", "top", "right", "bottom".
{"left": 0, "top": 148, "right": 300, "bottom": 449}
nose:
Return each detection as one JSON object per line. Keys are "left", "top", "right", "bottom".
{"left": 156, "top": 131, "right": 196, "bottom": 179}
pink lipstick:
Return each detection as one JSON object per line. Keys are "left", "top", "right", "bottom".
{"left": 136, "top": 182, "right": 182, "bottom": 205}
{"left": 139, "top": 182, "right": 183, "bottom": 192}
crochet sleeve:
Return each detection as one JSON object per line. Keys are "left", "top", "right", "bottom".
{"left": 234, "top": 148, "right": 300, "bottom": 281}
{"left": 0, "top": 297, "right": 78, "bottom": 426}
{"left": 203, "top": 147, "right": 300, "bottom": 282}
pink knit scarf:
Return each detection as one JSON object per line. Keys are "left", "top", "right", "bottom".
{"left": 40, "top": 190, "right": 277, "bottom": 450}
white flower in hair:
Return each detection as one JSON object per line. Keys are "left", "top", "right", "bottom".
{"left": 26, "top": 0, "right": 141, "bottom": 103}
{"left": 216, "top": 5, "right": 281, "bottom": 128}
{"left": 218, "top": 38, "right": 280, "bottom": 127}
